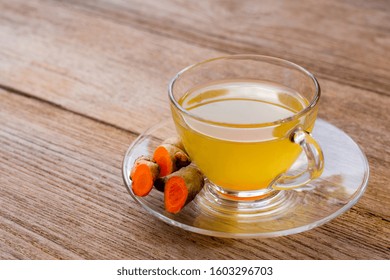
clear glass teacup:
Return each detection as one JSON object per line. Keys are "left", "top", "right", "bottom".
{"left": 169, "top": 55, "right": 324, "bottom": 201}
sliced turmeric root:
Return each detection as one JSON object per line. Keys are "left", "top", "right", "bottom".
{"left": 153, "top": 143, "right": 190, "bottom": 177}
{"left": 155, "top": 165, "right": 205, "bottom": 214}
{"left": 130, "top": 156, "right": 160, "bottom": 197}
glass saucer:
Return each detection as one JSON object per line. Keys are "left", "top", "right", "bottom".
{"left": 122, "top": 119, "right": 369, "bottom": 238}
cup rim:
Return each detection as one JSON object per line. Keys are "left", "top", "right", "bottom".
{"left": 168, "top": 54, "right": 321, "bottom": 128}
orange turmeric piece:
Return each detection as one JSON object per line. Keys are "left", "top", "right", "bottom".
{"left": 130, "top": 156, "right": 160, "bottom": 197}
{"left": 153, "top": 139, "right": 190, "bottom": 177}
{"left": 155, "top": 165, "right": 205, "bottom": 214}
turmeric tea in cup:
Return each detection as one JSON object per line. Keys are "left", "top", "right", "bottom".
{"left": 169, "top": 55, "right": 324, "bottom": 199}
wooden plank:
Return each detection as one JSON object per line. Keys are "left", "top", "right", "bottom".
{"left": 65, "top": 0, "right": 390, "bottom": 95}
{"left": 0, "top": 0, "right": 221, "bottom": 134}
{"left": 0, "top": 89, "right": 389, "bottom": 260}
{"left": 1, "top": 0, "right": 389, "bottom": 135}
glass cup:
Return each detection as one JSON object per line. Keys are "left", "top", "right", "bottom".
{"left": 169, "top": 55, "right": 324, "bottom": 201}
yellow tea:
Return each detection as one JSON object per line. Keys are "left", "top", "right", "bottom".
{"left": 175, "top": 80, "right": 311, "bottom": 191}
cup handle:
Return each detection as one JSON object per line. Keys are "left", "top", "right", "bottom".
{"left": 272, "top": 127, "right": 324, "bottom": 190}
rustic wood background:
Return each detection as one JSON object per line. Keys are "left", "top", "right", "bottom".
{"left": 0, "top": 0, "right": 389, "bottom": 259}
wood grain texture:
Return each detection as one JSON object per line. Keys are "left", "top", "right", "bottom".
{"left": 66, "top": 0, "right": 390, "bottom": 95}
{"left": 0, "top": 0, "right": 221, "bottom": 134}
{"left": 1, "top": 0, "right": 387, "bottom": 133}
{"left": 0, "top": 0, "right": 389, "bottom": 260}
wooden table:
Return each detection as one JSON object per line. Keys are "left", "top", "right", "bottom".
{"left": 0, "top": 0, "right": 389, "bottom": 260}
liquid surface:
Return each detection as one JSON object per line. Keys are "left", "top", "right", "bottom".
{"left": 180, "top": 80, "right": 307, "bottom": 125}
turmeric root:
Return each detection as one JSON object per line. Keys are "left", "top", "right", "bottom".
{"left": 153, "top": 140, "right": 190, "bottom": 177}
{"left": 162, "top": 136, "right": 186, "bottom": 152}
{"left": 130, "top": 156, "right": 160, "bottom": 197}
{"left": 155, "top": 165, "right": 205, "bottom": 214}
